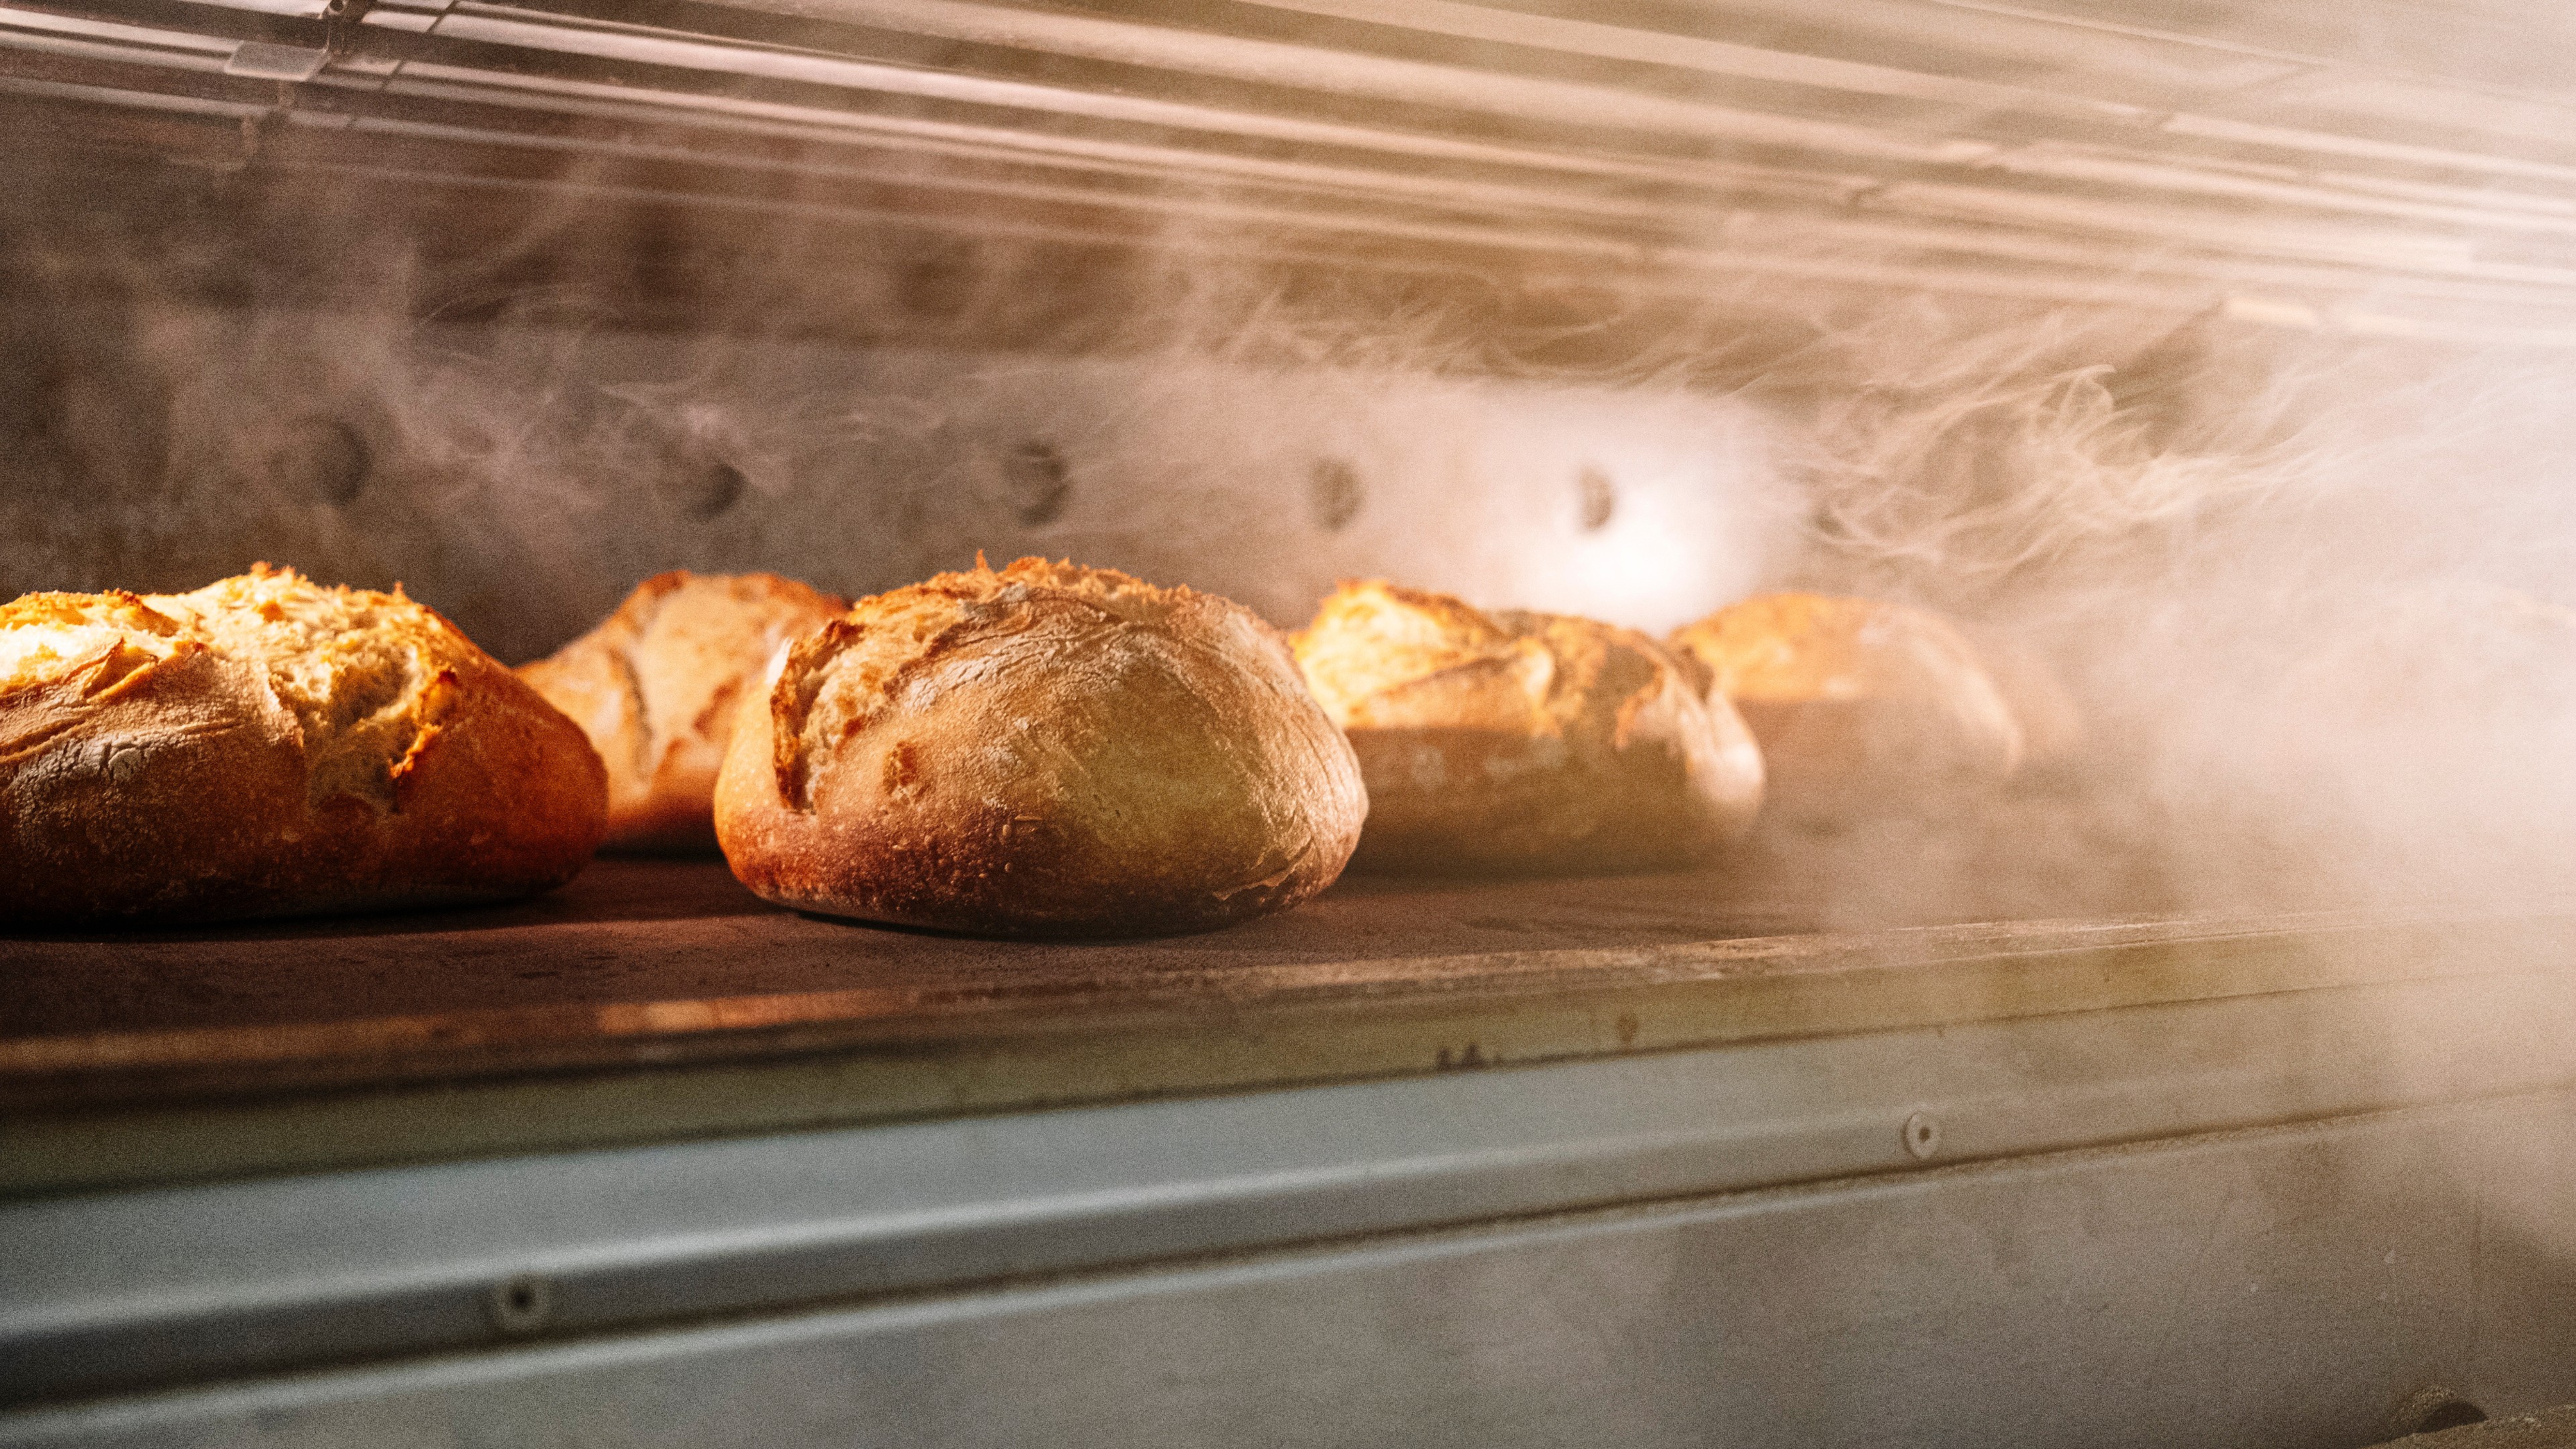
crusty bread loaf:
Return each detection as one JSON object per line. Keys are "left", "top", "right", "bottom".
{"left": 520, "top": 571, "right": 847, "bottom": 852}
{"left": 1, "top": 564, "right": 606, "bottom": 925}
{"left": 1667, "top": 592, "right": 2022, "bottom": 822}
{"left": 713, "top": 557, "right": 1365, "bottom": 937}
{"left": 1293, "top": 580, "right": 1763, "bottom": 873}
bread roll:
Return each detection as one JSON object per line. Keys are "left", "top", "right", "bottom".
{"left": 1667, "top": 592, "right": 2022, "bottom": 822}
{"left": 1293, "top": 580, "right": 1763, "bottom": 873}
{"left": 714, "top": 557, "right": 1364, "bottom": 937}
{"left": 1, "top": 564, "right": 606, "bottom": 925}
{"left": 520, "top": 571, "right": 847, "bottom": 852}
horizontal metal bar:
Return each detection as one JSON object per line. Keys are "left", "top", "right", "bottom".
{"left": 8, "top": 958, "right": 2576, "bottom": 1405}
{"left": 313, "top": 63, "right": 2561, "bottom": 297}
{"left": 0, "top": 7, "right": 232, "bottom": 57}
{"left": 13, "top": 1, "right": 2576, "bottom": 270}
{"left": 697, "top": 0, "right": 2576, "bottom": 179}
{"left": 15, "top": 37, "right": 2565, "bottom": 301}
{"left": 2157, "top": 108, "right": 2576, "bottom": 185}
{"left": 11, "top": 0, "right": 2576, "bottom": 335}
{"left": 373, "top": 54, "right": 2576, "bottom": 267}
{"left": 436, "top": 4, "right": 2002, "bottom": 170}
{"left": 8, "top": 1091, "right": 2565, "bottom": 1448}
{"left": 1224, "top": 0, "right": 2163, "bottom": 124}
{"left": 0, "top": 69, "right": 264, "bottom": 118}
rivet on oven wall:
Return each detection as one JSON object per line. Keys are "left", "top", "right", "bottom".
{"left": 1004, "top": 441, "right": 1071, "bottom": 526}
{"left": 1309, "top": 458, "right": 1364, "bottom": 531}
{"left": 265, "top": 416, "right": 370, "bottom": 506}
{"left": 898, "top": 241, "right": 979, "bottom": 319}
{"left": 1576, "top": 465, "right": 1615, "bottom": 531}
{"left": 486, "top": 1273, "right": 556, "bottom": 1336}
{"left": 1902, "top": 1112, "right": 1941, "bottom": 1160}
{"left": 674, "top": 459, "right": 747, "bottom": 520}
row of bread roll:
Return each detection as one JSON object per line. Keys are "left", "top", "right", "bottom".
{"left": 0, "top": 559, "right": 1366, "bottom": 938}
{"left": 1289, "top": 580, "right": 2062, "bottom": 863}
{"left": 1290, "top": 581, "right": 1763, "bottom": 872}
{"left": 1, "top": 557, "right": 2056, "bottom": 934}
{"left": 522, "top": 559, "right": 1364, "bottom": 934}
{"left": 1665, "top": 592, "right": 2034, "bottom": 826}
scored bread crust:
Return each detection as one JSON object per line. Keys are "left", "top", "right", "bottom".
{"left": 1666, "top": 592, "right": 2023, "bottom": 822}
{"left": 712, "top": 557, "right": 1366, "bottom": 937}
{"left": 520, "top": 571, "right": 847, "bottom": 852}
{"left": 1, "top": 564, "right": 608, "bottom": 926}
{"left": 1293, "top": 580, "right": 1764, "bottom": 873}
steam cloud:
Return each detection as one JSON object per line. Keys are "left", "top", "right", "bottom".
{"left": 5, "top": 186, "right": 2575, "bottom": 930}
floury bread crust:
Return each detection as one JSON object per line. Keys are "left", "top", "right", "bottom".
{"left": 521, "top": 571, "right": 847, "bottom": 852}
{"left": 0, "top": 565, "right": 607, "bottom": 926}
{"left": 713, "top": 557, "right": 1366, "bottom": 937}
{"left": 1293, "top": 581, "right": 1764, "bottom": 873}
{"left": 1667, "top": 592, "right": 2023, "bottom": 822}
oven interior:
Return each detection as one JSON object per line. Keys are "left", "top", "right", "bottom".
{"left": 9, "top": 2, "right": 2576, "bottom": 1446}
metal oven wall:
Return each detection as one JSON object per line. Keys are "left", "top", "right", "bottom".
{"left": 0, "top": 303, "right": 1790, "bottom": 660}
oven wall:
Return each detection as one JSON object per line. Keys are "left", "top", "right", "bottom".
{"left": 0, "top": 300, "right": 1792, "bottom": 662}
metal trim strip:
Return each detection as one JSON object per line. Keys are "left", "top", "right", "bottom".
{"left": 7, "top": 963, "right": 2574, "bottom": 1405}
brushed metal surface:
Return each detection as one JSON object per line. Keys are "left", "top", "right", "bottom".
{"left": 10, "top": 0, "right": 2576, "bottom": 333}
{"left": 0, "top": 323, "right": 1790, "bottom": 664}
{"left": 9, "top": 1091, "right": 2576, "bottom": 1447}
{"left": 8, "top": 918, "right": 2576, "bottom": 1404}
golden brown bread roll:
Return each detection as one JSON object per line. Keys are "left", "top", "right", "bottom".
{"left": 713, "top": 556, "right": 1365, "bottom": 937}
{"left": 519, "top": 571, "right": 847, "bottom": 852}
{"left": 1293, "top": 580, "right": 1763, "bottom": 873}
{"left": 0, "top": 564, "right": 606, "bottom": 925}
{"left": 1667, "top": 592, "right": 2022, "bottom": 822}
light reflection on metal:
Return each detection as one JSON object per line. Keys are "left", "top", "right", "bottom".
{"left": 6, "top": 1, "right": 2576, "bottom": 335}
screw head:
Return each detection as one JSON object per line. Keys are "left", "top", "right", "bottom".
{"left": 1902, "top": 1112, "right": 1941, "bottom": 1161}
{"left": 1576, "top": 465, "right": 1615, "bottom": 531}
{"left": 261, "top": 415, "right": 370, "bottom": 506}
{"left": 1309, "top": 457, "right": 1364, "bottom": 531}
{"left": 685, "top": 460, "right": 747, "bottom": 520}
{"left": 486, "top": 1273, "right": 555, "bottom": 1335}
{"left": 1001, "top": 441, "right": 1071, "bottom": 525}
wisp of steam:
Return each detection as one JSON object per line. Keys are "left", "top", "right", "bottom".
{"left": 5, "top": 215, "right": 2575, "bottom": 931}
